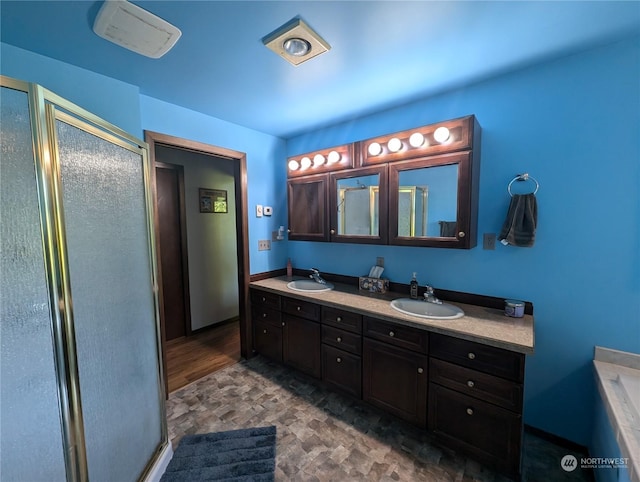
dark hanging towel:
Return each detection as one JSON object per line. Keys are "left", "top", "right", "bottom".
{"left": 439, "top": 221, "right": 457, "bottom": 237}
{"left": 498, "top": 193, "right": 538, "bottom": 247}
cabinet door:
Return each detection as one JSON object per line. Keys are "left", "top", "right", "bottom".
{"left": 253, "top": 318, "right": 283, "bottom": 363}
{"left": 287, "top": 174, "right": 328, "bottom": 241}
{"left": 283, "top": 314, "right": 321, "bottom": 378}
{"left": 363, "top": 338, "right": 428, "bottom": 427}
{"left": 428, "top": 383, "right": 522, "bottom": 478}
{"left": 329, "top": 165, "right": 388, "bottom": 244}
{"left": 322, "top": 344, "right": 362, "bottom": 399}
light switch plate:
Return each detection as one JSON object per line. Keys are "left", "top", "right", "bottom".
{"left": 256, "top": 205, "right": 263, "bottom": 217}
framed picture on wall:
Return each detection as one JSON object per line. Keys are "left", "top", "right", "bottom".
{"left": 199, "top": 188, "right": 228, "bottom": 213}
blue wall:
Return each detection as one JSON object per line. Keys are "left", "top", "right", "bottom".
{"left": 286, "top": 35, "right": 640, "bottom": 445}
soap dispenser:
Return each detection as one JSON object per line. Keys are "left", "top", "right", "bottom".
{"left": 410, "top": 272, "right": 419, "bottom": 299}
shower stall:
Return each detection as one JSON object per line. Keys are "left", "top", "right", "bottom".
{"left": 0, "top": 76, "right": 167, "bottom": 481}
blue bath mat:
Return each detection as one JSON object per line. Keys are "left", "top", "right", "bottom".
{"left": 161, "top": 426, "right": 276, "bottom": 481}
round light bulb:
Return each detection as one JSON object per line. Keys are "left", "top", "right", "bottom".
{"left": 300, "top": 156, "right": 311, "bottom": 170}
{"left": 409, "top": 132, "right": 425, "bottom": 148}
{"left": 387, "top": 137, "right": 402, "bottom": 153}
{"left": 288, "top": 159, "right": 299, "bottom": 171}
{"left": 313, "top": 154, "right": 325, "bottom": 167}
{"left": 283, "top": 38, "right": 311, "bottom": 57}
{"left": 434, "top": 126, "right": 450, "bottom": 143}
{"left": 368, "top": 142, "right": 382, "bottom": 156}
{"left": 327, "top": 150, "right": 341, "bottom": 164}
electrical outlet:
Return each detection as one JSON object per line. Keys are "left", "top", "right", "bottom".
{"left": 271, "top": 230, "right": 279, "bottom": 241}
{"left": 256, "top": 205, "right": 263, "bottom": 217}
{"left": 483, "top": 233, "right": 496, "bottom": 250}
{"left": 263, "top": 206, "right": 273, "bottom": 216}
{"left": 376, "top": 256, "right": 384, "bottom": 267}
{"left": 258, "top": 239, "right": 271, "bottom": 251}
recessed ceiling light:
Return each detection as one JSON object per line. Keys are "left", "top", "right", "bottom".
{"left": 262, "top": 17, "right": 330, "bottom": 66}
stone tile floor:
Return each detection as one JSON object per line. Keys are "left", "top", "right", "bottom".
{"left": 166, "top": 356, "right": 592, "bottom": 481}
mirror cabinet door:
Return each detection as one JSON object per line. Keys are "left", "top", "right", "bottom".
{"left": 389, "top": 152, "right": 474, "bottom": 248}
{"left": 330, "top": 165, "right": 388, "bottom": 244}
{"left": 287, "top": 173, "right": 329, "bottom": 241}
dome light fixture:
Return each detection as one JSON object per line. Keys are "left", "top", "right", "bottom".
{"left": 288, "top": 159, "right": 300, "bottom": 171}
{"left": 409, "top": 132, "right": 425, "bottom": 148}
{"left": 313, "top": 154, "right": 325, "bottom": 167}
{"left": 327, "top": 150, "right": 341, "bottom": 164}
{"left": 368, "top": 142, "right": 382, "bottom": 156}
{"left": 262, "top": 17, "right": 331, "bottom": 66}
{"left": 300, "top": 157, "right": 312, "bottom": 170}
{"left": 387, "top": 137, "right": 402, "bottom": 153}
{"left": 434, "top": 126, "right": 451, "bottom": 143}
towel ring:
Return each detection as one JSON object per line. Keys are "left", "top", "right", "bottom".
{"left": 508, "top": 173, "right": 539, "bottom": 196}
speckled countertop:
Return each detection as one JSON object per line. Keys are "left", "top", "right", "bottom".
{"left": 250, "top": 276, "right": 534, "bottom": 354}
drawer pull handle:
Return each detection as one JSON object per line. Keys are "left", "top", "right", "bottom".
{"left": 261, "top": 297, "right": 266, "bottom": 302}
{"left": 467, "top": 380, "right": 475, "bottom": 388}
{"left": 336, "top": 316, "right": 342, "bottom": 322}
{"left": 337, "top": 337, "right": 342, "bottom": 342}
{"left": 297, "top": 306, "right": 301, "bottom": 311}
{"left": 417, "top": 367, "right": 424, "bottom": 374}
{"left": 389, "top": 331, "right": 395, "bottom": 337}
{"left": 282, "top": 322, "right": 285, "bottom": 326}
{"left": 467, "top": 352, "right": 476, "bottom": 360}
{"left": 336, "top": 357, "right": 342, "bottom": 363}
{"left": 262, "top": 313, "right": 267, "bottom": 318}
{"left": 263, "top": 329, "right": 267, "bottom": 334}
{"left": 466, "top": 408, "right": 474, "bottom": 416}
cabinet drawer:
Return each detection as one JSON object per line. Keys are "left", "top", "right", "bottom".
{"left": 322, "top": 325, "right": 361, "bottom": 356}
{"left": 251, "top": 305, "right": 282, "bottom": 327}
{"left": 363, "top": 317, "right": 428, "bottom": 354}
{"left": 322, "top": 345, "right": 362, "bottom": 399}
{"left": 430, "top": 358, "right": 522, "bottom": 412}
{"left": 322, "top": 306, "right": 362, "bottom": 334}
{"left": 253, "top": 318, "right": 283, "bottom": 363}
{"left": 430, "top": 333, "right": 524, "bottom": 382}
{"left": 428, "top": 383, "right": 522, "bottom": 477}
{"left": 282, "top": 297, "right": 321, "bottom": 322}
{"left": 250, "top": 289, "right": 281, "bottom": 310}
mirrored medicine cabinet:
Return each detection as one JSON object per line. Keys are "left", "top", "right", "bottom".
{"left": 286, "top": 115, "right": 480, "bottom": 249}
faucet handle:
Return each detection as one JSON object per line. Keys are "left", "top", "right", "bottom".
{"left": 425, "top": 284, "right": 434, "bottom": 294}
{"left": 310, "top": 267, "right": 320, "bottom": 274}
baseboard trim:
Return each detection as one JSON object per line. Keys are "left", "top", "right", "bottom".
{"left": 190, "top": 316, "right": 239, "bottom": 336}
{"left": 524, "top": 424, "right": 590, "bottom": 455}
{"left": 143, "top": 441, "right": 174, "bottom": 482}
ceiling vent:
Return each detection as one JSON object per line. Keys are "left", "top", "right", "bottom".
{"left": 262, "top": 17, "right": 330, "bottom": 66}
{"left": 93, "top": 0, "right": 181, "bottom": 59}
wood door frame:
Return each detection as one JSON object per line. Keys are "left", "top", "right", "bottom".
{"left": 145, "top": 131, "right": 251, "bottom": 398}
{"left": 155, "top": 161, "right": 192, "bottom": 338}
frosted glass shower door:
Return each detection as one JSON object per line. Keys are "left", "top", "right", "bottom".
{"left": 0, "top": 85, "right": 67, "bottom": 482}
{"left": 53, "top": 111, "right": 163, "bottom": 482}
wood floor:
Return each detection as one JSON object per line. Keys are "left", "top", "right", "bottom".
{"left": 165, "top": 319, "right": 241, "bottom": 393}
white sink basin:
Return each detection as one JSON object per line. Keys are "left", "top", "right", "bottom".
{"left": 390, "top": 298, "right": 464, "bottom": 320}
{"left": 287, "top": 279, "right": 334, "bottom": 292}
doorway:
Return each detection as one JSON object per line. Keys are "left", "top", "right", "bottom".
{"left": 145, "top": 131, "right": 251, "bottom": 397}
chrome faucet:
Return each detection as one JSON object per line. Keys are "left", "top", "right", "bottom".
{"left": 424, "top": 285, "right": 442, "bottom": 304}
{"left": 309, "top": 268, "right": 327, "bottom": 285}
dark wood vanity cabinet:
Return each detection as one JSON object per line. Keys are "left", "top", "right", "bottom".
{"left": 321, "top": 306, "right": 363, "bottom": 398}
{"left": 362, "top": 317, "right": 428, "bottom": 427}
{"left": 428, "top": 333, "right": 525, "bottom": 478}
{"left": 287, "top": 174, "right": 328, "bottom": 242}
{"left": 251, "top": 289, "right": 321, "bottom": 378}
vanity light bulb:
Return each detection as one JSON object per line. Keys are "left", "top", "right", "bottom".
{"left": 387, "top": 137, "right": 402, "bottom": 153}
{"left": 300, "top": 157, "right": 312, "bottom": 170}
{"left": 409, "top": 132, "right": 425, "bottom": 148}
{"left": 327, "top": 150, "right": 341, "bottom": 164}
{"left": 288, "top": 160, "right": 299, "bottom": 171}
{"left": 313, "top": 154, "right": 325, "bottom": 167}
{"left": 368, "top": 142, "right": 382, "bottom": 156}
{"left": 434, "top": 126, "right": 450, "bottom": 143}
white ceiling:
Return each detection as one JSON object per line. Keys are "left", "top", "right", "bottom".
{"left": 1, "top": 1, "right": 639, "bottom": 138}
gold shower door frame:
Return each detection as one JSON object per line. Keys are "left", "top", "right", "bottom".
{"left": 1, "top": 75, "right": 167, "bottom": 482}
